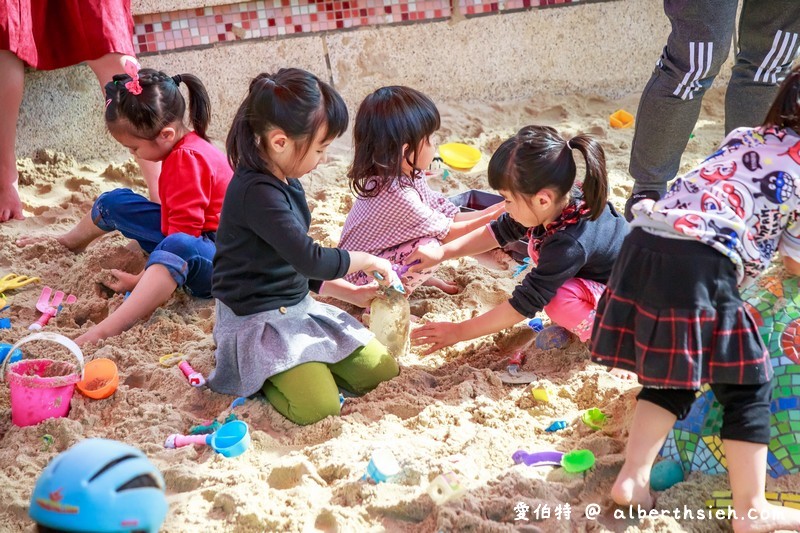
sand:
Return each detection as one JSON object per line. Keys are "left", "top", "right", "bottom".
{"left": 0, "top": 87, "right": 789, "bottom": 533}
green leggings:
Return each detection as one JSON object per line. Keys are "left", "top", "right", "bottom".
{"left": 262, "top": 338, "right": 399, "bottom": 425}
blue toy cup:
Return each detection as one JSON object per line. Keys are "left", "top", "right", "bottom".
{"left": 364, "top": 449, "right": 401, "bottom": 483}
{"left": 528, "top": 318, "right": 544, "bottom": 332}
{"left": 0, "top": 343, "right": 22, "bottom": 364}
{"left": 210, "top": 420, "right": 250, "bottom": 458}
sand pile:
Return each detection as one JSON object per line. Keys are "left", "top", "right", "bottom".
{"left": 0, "top": 87, "right": 786, "bottom": 533}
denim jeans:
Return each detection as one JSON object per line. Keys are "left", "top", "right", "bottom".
{"left": 91, "top": 188, "right": 216, "bottom": 297}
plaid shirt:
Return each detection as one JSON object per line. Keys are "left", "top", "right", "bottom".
{"left": 339, "top": 175, "right": 459, "bottom": 254}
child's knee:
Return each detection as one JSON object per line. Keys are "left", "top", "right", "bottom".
{"left": 156, "top": 232, "right": 198, "bottom": 259}
{"left": 264, "top": 382, "right": 341, "bottom": 425}
{"left": 91, "top": 189, "right": 130, "bottom": 231}
{"left": 358, "top": 339, "right": 400, "bottom": 387}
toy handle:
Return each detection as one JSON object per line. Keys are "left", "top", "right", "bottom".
{"left": 28, "top": 310, "right": 55, "bottom": 331}
{"left": 0, "top": 332, "right": 85, "bottom": 381}
{"left": 178, "top": 361, "right": 206, "bottom": 387}
{"left": 165, "top": 433, "right": 210, "bottom": 449}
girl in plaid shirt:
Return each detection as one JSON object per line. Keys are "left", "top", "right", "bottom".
{"left": 591, "top": 67, "right": 800, "bottom": 531}
{"left": 338, "top": 86, "right": 504, "bottom": 296}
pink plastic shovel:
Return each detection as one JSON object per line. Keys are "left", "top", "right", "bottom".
{"left": 29, "top": 287, "right": 77, "bottom": 330}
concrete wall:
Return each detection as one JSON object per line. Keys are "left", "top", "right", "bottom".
{"left": 16, "top": 1, "right": 677, "bottom": 163}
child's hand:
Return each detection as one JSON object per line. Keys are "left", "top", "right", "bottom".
{"left": 102, "top": 269, "right": 144, "bottom": 293}
{"left": 368, "top": 257, "right": 395, "bottom": 287}
{"left": 346, "top": 281, "right": 382, "bottom": 308}
{"left": 405, "top": 245, "right": 445, "bottom": 274}
{"left": 411, "top": 320, "right": 464, "bottom": 355}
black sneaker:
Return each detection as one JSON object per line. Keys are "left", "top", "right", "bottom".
{"left": 624, "top": 190, "right": 661, "bottom": 222}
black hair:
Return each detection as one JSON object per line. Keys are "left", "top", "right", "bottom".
{"left": 105, "top": 67, "right": 211, "bottom": 141}
{"left": 226, "top": 68, "right": 348, "bottom": 174}
{"left": 764, "top": 63, "right": 800, "bottom": 131}
{"left": 487, "top": 125, "right": 609, "bottom": 220}
{"left": 348, "top": 86, "right": 441, "bottom": 198}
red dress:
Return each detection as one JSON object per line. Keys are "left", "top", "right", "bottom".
{"left": 0, "top": 0, "right": 135, "bottom": 70}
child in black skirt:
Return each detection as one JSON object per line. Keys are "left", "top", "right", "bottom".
{"left": 591, "top": 66, "right": 800, "bottom": 531}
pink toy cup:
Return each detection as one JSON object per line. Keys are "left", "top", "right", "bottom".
{"left": 0, "top": 332, "right": 84, "bottom": 427}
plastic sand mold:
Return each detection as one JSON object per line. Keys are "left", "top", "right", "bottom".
{"left": 582, "top": 407, "right": 607, "bottom": 430}
{"left": 512, "top": 449, "right": 595, "bottom": 473}
{"left": 438, "top": 143, "right": 481, "bottom": 171}
{"left": 609, "top": 109, "right": 634, "bottom": 128}
{"left": 76, "top": 358, "right": 118, "bottom": 399}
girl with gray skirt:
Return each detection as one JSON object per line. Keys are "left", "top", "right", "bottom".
{"left": 208, "top": 68, "right": 400, "bottom": 425}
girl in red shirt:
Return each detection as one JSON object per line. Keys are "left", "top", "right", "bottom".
{"left": 18, "top": 63, "right": 232, "bottom": 346}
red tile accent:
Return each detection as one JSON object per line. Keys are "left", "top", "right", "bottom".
{"left": 131, "top": 0, "right": 588, "bottom": 56}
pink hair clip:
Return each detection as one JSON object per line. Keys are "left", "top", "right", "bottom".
{"left": 123, "top": 59, "right": 143, "bottom": 95}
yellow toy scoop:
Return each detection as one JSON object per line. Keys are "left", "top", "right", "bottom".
{"left": 438, "top": 143, "right": 481, "bottom": 171}
{"left": 0, "top": 273, "right": 40, "bottom": 293}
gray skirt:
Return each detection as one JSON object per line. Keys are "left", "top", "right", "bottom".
{"left": 207, "top": 295, "right": 374, "bottom": 397}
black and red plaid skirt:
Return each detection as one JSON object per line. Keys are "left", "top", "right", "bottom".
{"left": 590, "top": 228, "right": 772, "bottom": 389}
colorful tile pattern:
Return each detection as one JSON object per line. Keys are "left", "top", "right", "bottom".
{"left": 660, "top": 276, "right": 800, "bottom": 478}
{"left": 132, "top": 0, "right": 585, "bottom": 55}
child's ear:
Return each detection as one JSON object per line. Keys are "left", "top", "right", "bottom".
{"left": 159, "top": 127, "right": 177, "bottom": 143}
{"left": 266, "top": 130, "right": 289, "bottom": 153}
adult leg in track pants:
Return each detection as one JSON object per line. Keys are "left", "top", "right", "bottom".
{"left": 626, "top": 0, "right": 800, "bottom": 219}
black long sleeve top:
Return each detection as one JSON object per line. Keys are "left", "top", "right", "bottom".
{"left": 489, "top": 203, "right": 628, "bottom": 317}
{"left": 211, "top": 168, "right": 350, "bottom": 316}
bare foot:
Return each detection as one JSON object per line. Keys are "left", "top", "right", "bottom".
{"left": 0, "top": 174, "right": 24, "bottom": 222}
{"left": 733, "top": 500, "right": 800, "bottom": 533}
{"left": 610, "top": 471, "right": 653, "bottom": 510}
{"left": 102, "top": 269, "right": 142, "bottom": 293}
{"left": 16, "top": 234, "right": 86, "bottom": 253}
{"left": 423, "top": 276, "right": 460, "bottom": 294}
{"left": 609, "top": 368, "right": 638, "bottom": 381}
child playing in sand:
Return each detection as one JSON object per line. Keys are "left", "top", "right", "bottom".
{"left": 408, "top": 126, "right": 630, "bottom": 369}
{"left": 590, "top": 67, "right": 800, "bottom": 532}
{"left": 338, "top": 86, "right": 504, "bottom": 295}
{"left": 17, "top": 63, "right": 232, "bottom": 346}
{"left": 208, "top": 68, "right": 400, "bottom": 426}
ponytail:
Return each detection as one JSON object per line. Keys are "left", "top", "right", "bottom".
{"left": 763, "top": 64, "right": 800, "bottom": 131}
{"left": 566, "top": 135, "right": 608, "bottom": 220}
{"left": 488, "top": 126, "right": 609, "bottom": 220}
{"left": 105, "top": 67, "right": 211, "bottom": 141}
{"left": 226, "top": 68, "right": 348, "bottom": 173}
{"left": 173, "top": 73, "right": 210, "bottom": 141}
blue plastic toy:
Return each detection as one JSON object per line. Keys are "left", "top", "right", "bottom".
{"left": 0, "top": 317, "right": 10, "bottom": 329}
{"left": 650, "top": 459, "right": 684, "bottom": 491}
{"left": 546, "top": 420, "right": 567, "bottom": 432}
{"left": 0, "top": 342, "right": 22, "bottom": 364}
{"left": 534, "top": 325, "right": 571, "bottom": 350}
{"left": 528, "top": 318, "right": 544, "bottom": 332}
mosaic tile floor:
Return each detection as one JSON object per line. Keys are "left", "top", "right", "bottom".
{"left": 660, "top": 274, "right": 800, "bottom": 478}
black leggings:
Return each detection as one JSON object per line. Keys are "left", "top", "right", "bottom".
{"left": 638, "top": 382, "right": 773, "bottom": 445}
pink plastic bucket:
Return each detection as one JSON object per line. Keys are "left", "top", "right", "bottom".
{"left": 0, "top": 333, "right": 84, "bottom": 427}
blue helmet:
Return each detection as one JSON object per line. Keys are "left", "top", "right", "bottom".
{"left": 29, "top": 439, "right": 168, "bottom": 533}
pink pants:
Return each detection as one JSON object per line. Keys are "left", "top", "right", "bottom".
{"left": 543, "top": 278, "right": 606, "bottom": 342}
{"left": 345, "top": 237, "right": 441, "bottom": 294}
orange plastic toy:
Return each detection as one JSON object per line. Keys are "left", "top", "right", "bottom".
{"left": 76, "top": 358, "right": 119, "bottom": 400}
{"left": 609, "top": 109, "right": 635, "bottom": 128}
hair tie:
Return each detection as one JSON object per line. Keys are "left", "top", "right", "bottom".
{"left": 172, "top": 74, "right": 182, "bottom": 85}
{"left": 123, "top": 59, "right": 143, "bottom": 95}
{"left": 565, "top": 139, "right": 573, "bottom": 150}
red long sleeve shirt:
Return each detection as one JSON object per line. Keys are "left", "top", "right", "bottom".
{"left": 159, "top": 132, "right": 232, "bottom": 236}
